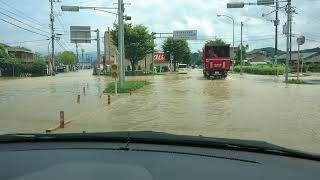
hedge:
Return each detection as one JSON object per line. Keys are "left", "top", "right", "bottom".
{"left": 233, "top": 65, "right": 285, "bottom": 75}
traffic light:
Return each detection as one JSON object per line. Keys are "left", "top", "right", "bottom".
{"left": 111, "top": 64, "right": 118, "bottom": 78}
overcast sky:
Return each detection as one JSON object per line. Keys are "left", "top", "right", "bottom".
{"left": 0, "top": 0, "right": 320, "bottom": 54}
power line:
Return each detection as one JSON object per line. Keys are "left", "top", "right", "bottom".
{"left": 0, "top": 0, "right": 48, "bottom": 28}
{"left": 5, "top": 39, "right": 49, "bottom": 45}
{"left": 56, "top": 40, "right": 68, "bottom": 51}
{"left": 0, "top": 11, "right": 50, "bottom": 35}
{"left": 53, "top": 2, "right": 67, "bottom": 33}
{"left": 0, "top": 18, "right": 49, "bottom": 38}
{"left": 0, "top": 7, "right": 49, "bottom": 30}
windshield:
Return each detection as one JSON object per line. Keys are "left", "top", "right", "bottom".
{"left": 0, "top": 0, "right": 320, "bottom": 155}
{"left": 205, "top": 46, "right": 230, "bottom": 58}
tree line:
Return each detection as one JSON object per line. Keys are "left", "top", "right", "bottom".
{"left": 109, "top": 23, "right": 249, "bottom": 72}
{"left": 0, "top": 44, "right": 77, "bottom": 77}
{"left": 111, "top": 23, "right": 192, "bottom": 72}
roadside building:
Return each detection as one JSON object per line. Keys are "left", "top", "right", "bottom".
{"left": 247, "top": 49, "right": 271, "bottom": 65}
{"left": 7, "top": 47, "right": 34, "bottom": 63}
{"left": 277, "top": 52, "right": 320, "bottom": 72}
{"left": 152, "top": 53, "right": 169, "bottom": 72}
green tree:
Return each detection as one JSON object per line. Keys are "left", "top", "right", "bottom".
{"left": 162, "top": 37, "right": 192, "bottom": 71}
{"left": 31, "top": 60, "right": 46, "bottom": 76}
{"left": 192, "top": 52, "right": 201, "bottom": 66}
{"left": 0, "top": 44, "right": 9, "bottom": 69}
{"left": 234, "top": 45, "right": 248, "bottom": 66}
{"left": 57, "top": 51, "right": 76, "bottom": 65}
{"left": 33, "top": 52, "right": 46, "bottom": 61}
{"left": 111, "top": 23, "right": 155, "bottom": 72}
{"left": 4, "top": 57, "right": 21, "bottom": 76}
{"left": 205, "top": 38, "right": 226, "bottom": 46}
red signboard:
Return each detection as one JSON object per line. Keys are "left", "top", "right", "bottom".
{"left": 153, "top": 53, "right": 168, "bottom": 63}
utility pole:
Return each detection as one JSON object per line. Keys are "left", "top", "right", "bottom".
{"left": 81, "top": 49, "right": 84, "bottom": 68}
{"left": 49, "top": 0, "right": 61, "bottom": 75}
{"left": 151, "top": 32, "right": 156, "bottom": 74}
{"left": 76, "top": 42, "right": 79, "bottom": 64}
{"left": 285, "top": 0, "right": 292, "bottom": 82}
{"left": 96, "top": 29, "right": 101, "bottom": 73}
{"left": 290, "top": 7, "right": 293, "bottom": 64}
{"left": 49, "top": 0, "right": 55, "bottom": 76}
{"left": 118, "top": 0, "right": 125, "bottom": 87}
{"left": 274, "top": 0, "right": 279, "bottom": 67}
{"left": 104, "top": 31, "right": 107, "bottom": 70}
{"left": 108, "top": 27, "right": 111, "bottom": 65}
{"left": 240, "top": 22, "right": 243, "bottom": 75}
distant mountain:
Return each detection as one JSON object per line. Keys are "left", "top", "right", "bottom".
{"left": 248, "top": 47, "right": 286, "bottom": 57}
{"left": 295, "top": 47, "right": 320, "bottom": 53}
{"left": 249, "top": 47, "right": 320, "bottom": 57}
{"left": 77, "top": 51, "right": 103, "bottom": 63}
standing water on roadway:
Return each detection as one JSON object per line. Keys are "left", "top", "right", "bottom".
{"left": 1, "top": 69, "right": 320, "bottom": 153}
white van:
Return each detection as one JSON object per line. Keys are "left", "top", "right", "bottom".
{"left": 177, "top": 64, "right": 188, "bottom": 74}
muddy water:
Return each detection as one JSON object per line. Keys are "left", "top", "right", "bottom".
{"left": 1, "top": 69, "right": 320, "bottom": 153}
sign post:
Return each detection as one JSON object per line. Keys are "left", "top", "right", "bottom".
{"left": 111, "top": 64, "right": 119, "bottom": 95}
{"left": 297, "top": 36, "right": 305, "bottom": 80}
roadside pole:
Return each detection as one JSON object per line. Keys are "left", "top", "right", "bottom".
{"left": 96, "top": 29, "right": 101, "bottom": 75}
{"left": 76, "top": 42, "right": 79, "bottom": 64}
{"left": 118, "top": 0, "right": 125, "bottom": 87}
{"left": 170, "top": 54, "right": 174, "bottom": 72}
{"left": 285, "top": 0, "right": 291, "bottom": 82}
{"left": 240, "top": 22, "right": 243, "bottom": 75}
{"left": 151, "top": 32, "right": 155, "bottom": 74}
{"left": 297, "top": 43, "right": 300, "bottom": 80}
{"left": 108, "top": 27, "right": 111, "bottom": 65}
{"left": 274, "top": 0, "right": 279, "bottom": 68}
{"left": 49, "top": 0, "right": 55, "bottom": 76}
{"left": 115, "top": 77, "right": 118, "bottom": 95}
{"left": 297, "top": 36, "right": 305, "bottom": 80}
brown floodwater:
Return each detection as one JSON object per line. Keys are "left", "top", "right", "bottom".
{"left": 1, "top": 69, "right": 320, "bottom": 153}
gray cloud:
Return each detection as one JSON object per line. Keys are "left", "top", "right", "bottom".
{"left": 0, "top": 0, "right": 319, "bottom": 53}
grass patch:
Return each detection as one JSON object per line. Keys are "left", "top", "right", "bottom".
{"left": 233, "top": 65, "right": 285, "bottom": 75}
{"left": 286, "top": 79, "right": 305, "bottom": 84}
{"left": 104, "top": 80, "right": 151, "bottom": 93}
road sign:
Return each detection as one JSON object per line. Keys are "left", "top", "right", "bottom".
{"left": 283, "top": 23, "right": 288, "bottom": 35}
{"left": 70, "top": 26, "right": 91, "bottom": 43}
{"left": 173, "top": 30, "right": 197, "bottom": 40}
{"left": 297, "top": 36, "right": 305, "bottom": 45}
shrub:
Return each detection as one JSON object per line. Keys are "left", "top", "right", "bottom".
{"left": 287, "top": 79, "right": 305, "bottom": 84}
{"left": 233, "top": 65, "right": 285, "bottom": 75}
{"left": 162, "top": 66, "right": 169, "bottom": 72}
{"left": 125, "top": 70, "right": 144, "bottom": 76}
{"left": 31, "top": 60, "right": 46, "bottom": 76}
{"left": 104, "top": 80, "right": 151, "bottom": 93}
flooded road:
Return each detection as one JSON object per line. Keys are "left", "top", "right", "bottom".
{"left": 1, "top": 69, "right": 320, "bottom": 153}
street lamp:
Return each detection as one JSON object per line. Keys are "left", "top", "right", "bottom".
{"left": 217, "top": 14, "right": 235, "bottom": 64}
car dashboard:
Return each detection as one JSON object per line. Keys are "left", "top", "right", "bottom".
{"left": 1, "top": 141, "right": 320, "bottom": 180}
